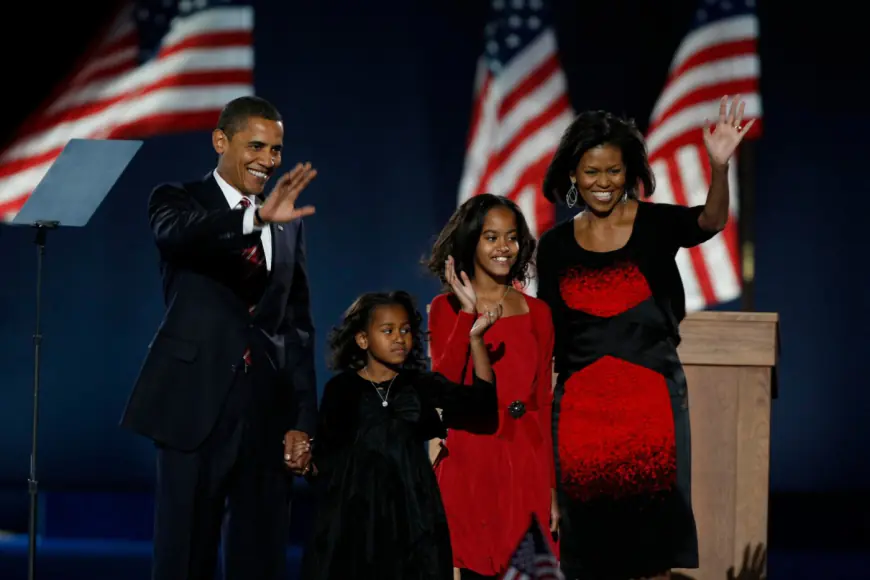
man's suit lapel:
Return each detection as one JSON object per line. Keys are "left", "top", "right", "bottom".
{"left": 190, "top": 173, "right": 229, "bottom": 212}
{"left": 253, "top": 212, "right": 296, "bottom": 321}
{"left": 267, "top": 220, "right": 295, "bottom": 282}
{"left": 268, "top": 222, "right": 281, "bottom": 273}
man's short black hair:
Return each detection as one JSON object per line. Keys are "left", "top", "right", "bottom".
{"left": 216, "top": 95, "right": 282, "bottom": 139}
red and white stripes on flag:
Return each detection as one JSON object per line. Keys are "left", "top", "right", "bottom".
{"left": 0, "top": 3, "right": 254, "bottom": 222}
{"left": 503, "top": 515, "right": 565, "bottom": 580}
{"left": 646, "top": 1, "right": 761, "bottom": 310}
{"left": 457, "top": 8, "right": 574, "bottom": 245}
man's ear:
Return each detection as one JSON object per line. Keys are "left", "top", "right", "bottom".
{"left": 212, "top": 128, "right": 229, "bottom": 155}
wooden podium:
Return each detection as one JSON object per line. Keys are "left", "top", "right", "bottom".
{"left": 671, "top": 310, "right": 779, "bottom": 580}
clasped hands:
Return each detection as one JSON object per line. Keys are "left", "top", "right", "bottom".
{"left": 283, "top": 429, "right": 315, "bottom": 476}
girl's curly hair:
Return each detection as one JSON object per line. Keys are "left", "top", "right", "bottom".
{"left": 425, "top": 193, "right": 536, "bottom": 291}
{"left": 326, "top": 291, "right": 428, "bottom": 372}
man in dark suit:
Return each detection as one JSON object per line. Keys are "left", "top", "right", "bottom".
{"left": 121, "top": 95, "right": 319, "bottom": 580}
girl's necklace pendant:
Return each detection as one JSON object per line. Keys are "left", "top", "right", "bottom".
{"left": 363, "top": 368, "right": 395, "bottom": 409}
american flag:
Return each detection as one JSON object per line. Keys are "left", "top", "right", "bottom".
{"left": 0, "top": 0, "right": 253, "bottom": 222}
{"left": 646, "top": 0, "right": 761, "bottom": 310}
{"left": 457, "top": 0, "right": 574, "bottom": 253}
{"left": 503, "top": 515, "right": 564, "bottom": 580}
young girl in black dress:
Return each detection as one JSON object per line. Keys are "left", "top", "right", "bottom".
{"left": 300, "top": 290, "right": 501, "bottom": 580}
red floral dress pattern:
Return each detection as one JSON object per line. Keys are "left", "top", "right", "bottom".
{"left": 556, "top": 261, "right": 678, "bottom": 502}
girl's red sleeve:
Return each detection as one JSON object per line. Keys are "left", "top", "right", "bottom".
{"left": 428, "top": 293, "right": 475, "bottom": 384}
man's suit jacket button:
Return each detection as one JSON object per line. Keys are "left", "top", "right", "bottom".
{"left": 230, "top": 364, "right": 237, "bottom": 373}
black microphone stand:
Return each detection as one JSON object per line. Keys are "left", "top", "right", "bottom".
{"left": 27, "top": 220, "right": 58, "bottom": 580}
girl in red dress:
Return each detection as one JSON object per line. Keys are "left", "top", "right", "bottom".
{"left": 426, "top": 194, "right": 558, "bottom": 579}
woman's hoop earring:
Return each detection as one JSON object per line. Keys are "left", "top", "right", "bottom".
{"left": 566, "top": 184, "right": 578, "bottom": 208}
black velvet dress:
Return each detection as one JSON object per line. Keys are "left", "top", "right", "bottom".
{"left": 300, "top": 369, "right": 497, "bottom": 580}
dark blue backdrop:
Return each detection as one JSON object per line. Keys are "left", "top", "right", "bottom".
{"left": 1, "top": 0, "right": 867, "bottom": 535}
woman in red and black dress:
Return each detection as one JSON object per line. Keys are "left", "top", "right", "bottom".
{"left": 535, "top": 96, "right": 754, "bottom": 580}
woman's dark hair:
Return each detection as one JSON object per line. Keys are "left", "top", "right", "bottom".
{"left": 542, "top": 110, "right": 655, "bottom": 207}
{"left": 327, "top": 291, "right": 428, "bottom": 372}
{"left": 425, "top": 193, "right": 536, "bottom": 290}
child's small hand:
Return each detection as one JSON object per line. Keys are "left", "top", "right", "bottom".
{"left": 445, "top": 256, "right": 477, "bottom": 314}
{"left": 290, "top": 440, "right": 310, "bottom": 460}
{"left": 283, "top": 431, "right": 312, "bottom": 475}
{"left": 469, "top": 304, "right": 502, "bottom": 338}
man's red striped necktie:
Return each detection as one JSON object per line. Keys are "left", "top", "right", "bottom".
{"left": 237, "top": 197, "right": 266, "bottom": 368}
